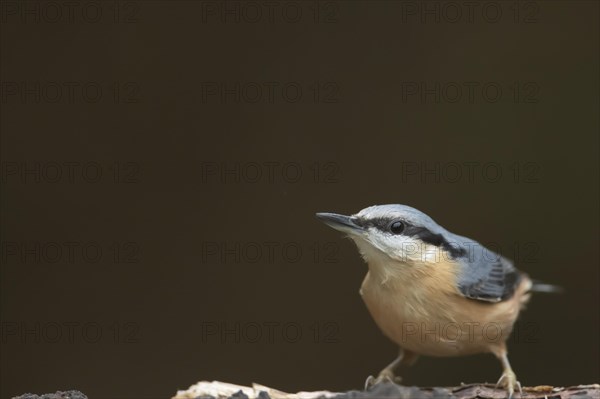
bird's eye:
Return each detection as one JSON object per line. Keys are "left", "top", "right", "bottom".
{"left": 389, "top": 220, "right": 404, "bottom": 234}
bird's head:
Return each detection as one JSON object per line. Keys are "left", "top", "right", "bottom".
{"left": 316, "top": 204, "right": 466, "bottom": 270}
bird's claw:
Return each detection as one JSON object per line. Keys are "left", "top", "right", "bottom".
{"left": 496, "top": 370, "right": 522, "bottom": 399}
{"left": 364, "top": 370, "right": 402, "bottom": 390}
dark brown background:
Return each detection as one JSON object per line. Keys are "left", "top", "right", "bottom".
{"left": 1, "top": 1, "right": 599, "bottom": 398}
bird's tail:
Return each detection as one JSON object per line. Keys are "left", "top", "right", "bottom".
{"left": 529, "top": 280, "right": 563, "bottom": 294}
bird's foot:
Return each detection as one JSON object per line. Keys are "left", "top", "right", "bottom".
{"left": 496, "top": 369, "right": 522, "bottom": 399}
{"left": 364, "top": 369, "right": 402, "bottom": 390}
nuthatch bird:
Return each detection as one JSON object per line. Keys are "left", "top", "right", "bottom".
{"left": 316, "top": 204, "right": 560, "bottom": 398}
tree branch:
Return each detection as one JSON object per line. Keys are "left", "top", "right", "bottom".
{"left": 173, "top": 381, "right": 600, "bottom": 399}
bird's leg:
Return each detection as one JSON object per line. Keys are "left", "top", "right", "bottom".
{"left": 365, "top": 348, "right": 418, "bottom": 389}
{"left": 494, "top": 347, "right": 522, "bottom": 399}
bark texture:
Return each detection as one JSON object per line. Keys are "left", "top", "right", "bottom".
{"left": 173, "top": 381, "right": 600, "bottom": 399}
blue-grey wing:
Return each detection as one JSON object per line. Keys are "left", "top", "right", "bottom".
{"left": 456, "top": 244, "right": 523, "bottom": 303}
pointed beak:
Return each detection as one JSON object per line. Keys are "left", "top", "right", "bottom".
{"left": 316, "top": 212, "right": 363, "bottom": 235}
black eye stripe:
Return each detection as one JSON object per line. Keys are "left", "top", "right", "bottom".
{"left": 356, "top": 217, "right": 467, "bottom": 259}
{"left": 356, "top": 217, "right": 414, "bottom": 232}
